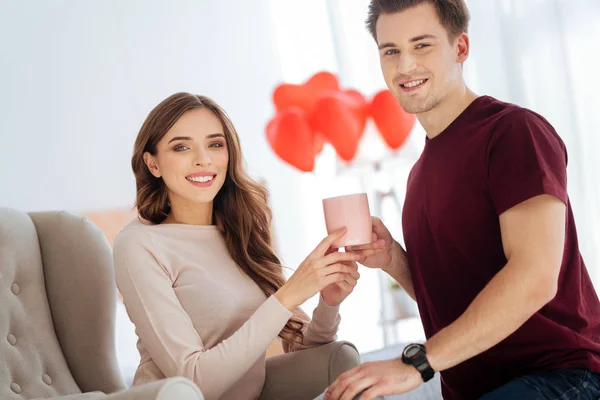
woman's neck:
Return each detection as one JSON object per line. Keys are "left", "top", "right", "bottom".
{"left": 163, "top": 199, "right": 214, "bottom": 226}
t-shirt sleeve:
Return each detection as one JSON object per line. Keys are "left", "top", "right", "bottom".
{"left": 113, "top": 231, "right": 293, "bottom": 400}
{"left": 487, "top": 108, "right": 568, "bottom": 215}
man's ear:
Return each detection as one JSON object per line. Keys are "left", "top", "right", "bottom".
{"left": 456, "top": 32, "right": 470, "bottom": 64}
{"left": 143, "top": 152, "right": 161, "bottom": 178}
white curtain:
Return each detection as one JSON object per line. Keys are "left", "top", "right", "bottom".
{"left": 465, "top": 0, "right": 600, "bottom": 284}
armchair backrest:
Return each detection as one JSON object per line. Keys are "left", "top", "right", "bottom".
{"left": 0, "top": 208, "right": 126, "bottom": 398}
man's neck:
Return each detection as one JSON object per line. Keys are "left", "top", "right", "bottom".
{"left": 417, "top": 85, "right": 479, "bottom": 139}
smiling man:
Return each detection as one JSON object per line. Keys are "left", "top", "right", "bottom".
{"left": 324, "top": 1, "right": 600, "bottom": 399}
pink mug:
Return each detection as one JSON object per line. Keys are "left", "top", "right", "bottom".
{"left": 322, "top": 193, "right": 372, "bottom": 248}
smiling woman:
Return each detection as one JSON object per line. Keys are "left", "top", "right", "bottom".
{"left": 127, "top": 92, "right": 311, "bottom": 348}
{"left": 131, "top": 95, "right": 233, "bottom": 226}
{"left": 140, "top": 107, "right": 230, "bottom": 224}
{"left": 112, "top": 92, "right": 366, "bottom": 400}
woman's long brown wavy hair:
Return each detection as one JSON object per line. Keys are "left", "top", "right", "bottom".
{"left": 131, "top": 92, "right": 307, "bottom": 346}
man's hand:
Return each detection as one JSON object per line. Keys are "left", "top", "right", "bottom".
{"left": 324, "top": 359, "right": 422, "bottom": 400}
{"left": 344, "top": 217, "right": 393, "bottom": 270}
{"left": 345, "top": 217, "right": 415, "bottom": 300}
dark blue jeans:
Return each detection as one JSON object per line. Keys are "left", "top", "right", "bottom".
{"left": 480, "top": 369, "right": 600, "bottom": 400}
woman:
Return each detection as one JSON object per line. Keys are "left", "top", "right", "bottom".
{"left": 113, "top": 92, "right": 364, "bottom": 400}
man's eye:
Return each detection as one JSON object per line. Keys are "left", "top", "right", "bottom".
{"left": 385, "top": 49, "right": 399, "bottom": 56}
{"left": 415, "top": 43, "right": 430, "bottom": 50}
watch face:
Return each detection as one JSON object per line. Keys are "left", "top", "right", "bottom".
{"left": 404, "top": 344, "right": 421, "bottom": 358}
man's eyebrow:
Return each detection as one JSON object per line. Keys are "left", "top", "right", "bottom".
{"left": 378, "top": 34, "right": 438, "bottom": 50}
{"left": 378, "top": 42, "right": 397, "bottom": 50}
{"left": 410, "top": 34, "right": 437, "bottom": 42}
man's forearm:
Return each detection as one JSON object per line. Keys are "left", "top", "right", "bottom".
{"left": 424, "top": 259, "right": 557, "bottom": 372}
{"left": 384, "top": 240, "right": 416, "bottom": 301}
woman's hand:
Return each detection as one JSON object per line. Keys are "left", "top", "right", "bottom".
{"left": 275, "top": 228, "right": 361, "bottom": 311}
{"left": 320, "top": 246, "right": 360, "bottom": 307}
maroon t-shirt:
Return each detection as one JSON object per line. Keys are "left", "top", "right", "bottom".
{"left": 402, "top": 96, "right": 600, "bottom": 399}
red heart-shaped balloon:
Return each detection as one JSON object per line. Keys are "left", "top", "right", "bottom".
{"left": 342, "top": 89, "right": 369, "bottom": 133}
{"left": 306, "top": 71, "right": 339, "bottom": 93}
{"left": 313, "top": 133, "right": 326, "bottom": 155}
{"left": 370, "top": 90, "right": 416, "bottom": 150}
{"left": 312, "top": 91, "right": 366, "bottom": 162}
{"left": 272, "top": 71, "right": 340, "bottom": 114}
{"left": 266, "top": 108, "right": 316, "bottom": 172}
{"left": 307, "top": 89, "right": 368, "bottom": 155}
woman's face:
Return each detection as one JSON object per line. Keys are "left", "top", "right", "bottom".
{"left": 144, "top": 107, "right": 229, "bottom": 210}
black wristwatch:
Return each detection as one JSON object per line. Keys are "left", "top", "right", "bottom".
{"left": 402, "top": 343, "right": 435, "bottom": 382}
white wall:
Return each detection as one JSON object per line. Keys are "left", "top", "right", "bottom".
{"left": 1, "top": 0, "right": 348, "bottom": 380}
{"left": 0, "top": 0, "right": 322, "bottom": 271}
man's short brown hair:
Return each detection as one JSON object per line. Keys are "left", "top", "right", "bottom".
{"left": 365, "top": 0, "right": 470, "bottom": 42}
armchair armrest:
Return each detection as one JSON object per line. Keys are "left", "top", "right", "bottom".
{"left": 259, "top": 341, "right": 360, "bottom": 400}
{"left": 36, "top": 377, "right": 204, "bottom": 400}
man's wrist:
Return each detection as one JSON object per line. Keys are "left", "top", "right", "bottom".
{"left": 401, "top": 343, "right": 436, "bottom": 382}
{"left": 382, "top": 240, "right": 407, "bottom": 275}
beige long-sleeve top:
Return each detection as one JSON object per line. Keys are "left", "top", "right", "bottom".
{"left": 113, "top": 219, "right": 341, "bottom": 400}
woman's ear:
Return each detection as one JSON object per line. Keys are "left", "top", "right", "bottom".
{"left": 143, "top": 152, "right": 161, "bottom": 178}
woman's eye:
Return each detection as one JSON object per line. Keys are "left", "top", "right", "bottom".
{"left": 209, "top": 142, "right": 224, "bottom": 148}
{"left": 174, "top": 145, "right": 189, "bottom": 152}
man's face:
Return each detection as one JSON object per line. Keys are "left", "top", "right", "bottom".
{"left": 376, "top": 2, "right": 469, "bottom": 114}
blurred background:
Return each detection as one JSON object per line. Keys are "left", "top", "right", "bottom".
{"left": 1, "top": 0, "right": 599, "bottom": 386}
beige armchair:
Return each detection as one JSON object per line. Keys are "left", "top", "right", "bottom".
{"left": 0, "top": 207, "right": 362, "bottom": 400}
{"left": 0, "top": 207, "right": 203, "bottom": 399}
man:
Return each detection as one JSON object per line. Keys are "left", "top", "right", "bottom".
{"left": 325, "top": 1, "right": 600, "bottom": 399}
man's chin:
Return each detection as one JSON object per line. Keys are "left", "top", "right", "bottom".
{"left": 399, "top": 98, "right": 438, "bottom": 115}
{"left": 395, "top": 94, "right": 422, "bottom": 114}
{"left": 400, "top": 103, "right": 427, "bottom": 114}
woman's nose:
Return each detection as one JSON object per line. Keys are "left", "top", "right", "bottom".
{"left": 193, "top": 149, "right": 212, "bottom": 167}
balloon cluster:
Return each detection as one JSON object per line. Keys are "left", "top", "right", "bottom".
{"left": 266, "top": 71, "right": 416, "bottom": 172}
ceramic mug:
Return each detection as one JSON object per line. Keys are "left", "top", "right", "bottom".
{"left": 322, "top": 192, "right": 372, "bottom": 248}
